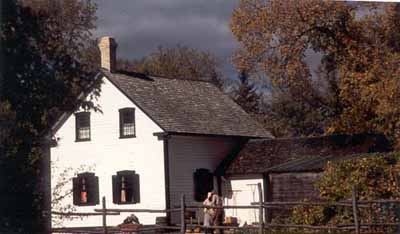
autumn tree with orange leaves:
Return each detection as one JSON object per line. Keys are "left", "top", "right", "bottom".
{"left": 231, "top": 0, "right": 400, "bottom": 147}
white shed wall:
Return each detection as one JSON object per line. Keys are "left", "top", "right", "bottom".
{"left": 50, "top": 77, "right": 165, "bottom": 228}
{"left": 222, "top": 177, "right": 264, "bottom": 226}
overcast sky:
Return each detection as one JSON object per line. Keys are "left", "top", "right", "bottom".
{"left": 93, "top": 0, "right": 240, "bottom": 78}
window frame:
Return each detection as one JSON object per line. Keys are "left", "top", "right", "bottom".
{"left": 119, "top": 108, "right": 136, "bottom": 139}
{"left": 112, "top": 170, "right": 140, "bottom": 205}
{"left": 72, "top": 172, "right": 99, "bottom": 206}
{"left": 75, "top": 112, "right": 91, "bottom": 142}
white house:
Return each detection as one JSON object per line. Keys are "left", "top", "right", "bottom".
{"left": 49, "top": 36, "right": 271, "bottom": 229}
{"left": 48, "top": 36, "right": 393, "bottom": 231}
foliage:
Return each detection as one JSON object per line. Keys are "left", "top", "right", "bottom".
{"left": 117, "top": 45, "right": 224, "bottom": 88}
{"left": 231, "top": 1, "right": 400, "bottom": 144}
{"left": 292, "top": 152, "right": 400, "bottom": 233}
{"left": 261, "top": 91, "right": 329, "bottom": 138}
{"left": 231, "top": 70, "right": 261, "bottom": 115}
{"left": 0, "top": 0, "right": 100, "bottom": 232}
{"left": 51, "top": 163, "right": 95, "bottom": 226}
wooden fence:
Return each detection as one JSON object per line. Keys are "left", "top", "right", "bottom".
{"left": 52, "top": 183, "right": 400, "bottom": 234}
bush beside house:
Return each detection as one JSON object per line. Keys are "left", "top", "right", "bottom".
{"left": 292, "top": 152, "right": 400, "bottom": 233}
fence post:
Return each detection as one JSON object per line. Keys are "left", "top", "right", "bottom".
{"left": 181, "top": 195, "right": 186, "bottom": 234}
{"left": 258, "top": 183, "right": 264, "bottom": 234}
{"left": 102, "top": 196, "right": 108, "bottom": 234}
{"left": 352, "top": 185, "right": 360, "bottom": 234}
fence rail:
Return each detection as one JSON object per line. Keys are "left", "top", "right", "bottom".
{"left": 52, "top": 183, "right": 400, "bottom": 234}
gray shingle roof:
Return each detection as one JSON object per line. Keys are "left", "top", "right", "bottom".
{"left": 102, "top": 70, "right": 272, "bottom": 138}
{"left": 223, "top": 134, "right": 392, "bottom": 175}
{"left": 265, "top": 153, "right": 381, "bottom": 173}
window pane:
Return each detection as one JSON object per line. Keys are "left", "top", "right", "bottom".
{"left": 78, "top": 127, "right": 90, "bottom": 140}
{"left": 76, "top": 112, "right": 90, "bottom": 141}
{"left": 80, "top": 117, "right": 90, "bottom": 127}
{"left": 73, "top": 172, "right": 99, "bottom": 206}
{"left": 123, "top": 111, "right": 134, "bottom": 124}
{"left": 113, "top": 171, "right": 140, "bottom": 204}
{"left": 123, "top": 123, "right": 135, "bottom": 136}
{"left": 80, "top": 178, "right": 88, "bottom": 203}
{"left": 120, "top": 108, "right": 135, "bottom": 137}
{"left": 77, "top": 113, "right": 90, "bottom": 127}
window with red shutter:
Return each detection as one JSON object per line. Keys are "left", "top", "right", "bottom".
{"left": 112, "top": 170, "right": 140, "bottom": 204}
{"left": 72, "top": 172, "right": 99, "bottom": 206}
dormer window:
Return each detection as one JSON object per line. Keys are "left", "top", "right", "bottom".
{"left": 119, "top": 108, "right": 135, "bottom": 138}
{"left": 75, "top": 112, "right": 90, "bottom": 141}
{"left": 72, "top": 172, "right": 99, "bottom": 206}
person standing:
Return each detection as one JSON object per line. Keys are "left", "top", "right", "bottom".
{"left": 203, "top": 192, "right": 216, "bottom": 234}
{"left": 212, "top": 193, "right": 224, "bottom": 234}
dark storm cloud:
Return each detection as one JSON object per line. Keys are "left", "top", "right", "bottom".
{"left": 93, "top": 0, "right": 240, "bottom": 78}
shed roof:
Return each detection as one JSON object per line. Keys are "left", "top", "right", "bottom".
{"left": 264, "top": 152, "right": 381, "bottom": 173}
{"left": 222, "top": 134, "right": 392, "bottom": 175}
{"left": 102, "top": 70, "right": 272, "bottom": 138}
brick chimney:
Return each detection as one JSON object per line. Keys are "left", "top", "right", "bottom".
{"left": 98, "top": 36, "right": 117, "bottom": 73}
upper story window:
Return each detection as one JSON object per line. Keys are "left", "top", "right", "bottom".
{"left": 119, "top": 108, "right": 135, "bottom": 138}
{"left": 72, "top": 172, "right": 99, "bottom": 206}
{"left": 193, "top": 168, "right": 214, "bottom": 202}
{"left": 112, "top": 170, "right": 140, "bottom": 204}
{"left": 75, "top": 112, "right": 91, "bottom": 141}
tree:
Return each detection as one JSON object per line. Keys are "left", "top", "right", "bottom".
{"left": 230, "top": 1, "right": 400, "bottom": 145}
{"left": 0, "top": 0, "right": 100, "bottom": 232}
{"left": 259, "top": 55, "right": 340, "bottom": 137}
{"left": 231, "top": 70, "right": 260, "bottom": 114}
{"left": 292, "top": 152, "right": 400, "bottom": 233}
{"left": 261, "top": 91, "right": 328, "bottom": 138}
{"left": 51, "top": 164, "right": 95, "bottom": 226}
{"left": 117, "top": 45, "right": 224, "bottom": 88}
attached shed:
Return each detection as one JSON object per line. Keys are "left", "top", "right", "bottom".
{"left": 217, "top": 134, "right": 392, "bottom": 224}
{"left": 264, "top": 153, "right": 391, "bottom": 220}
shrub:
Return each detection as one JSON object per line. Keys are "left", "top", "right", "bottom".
{"left": 291, "top": 152, "right": 400, "bottom": 233}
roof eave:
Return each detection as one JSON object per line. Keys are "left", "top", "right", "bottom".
{"left": 155, "top": 131, "right": 271, "bottom": 139}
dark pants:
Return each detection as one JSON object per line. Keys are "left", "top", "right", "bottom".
{"left": 213, "top": 209, "right": 224, "bottom": 234}
{"left": 204, "top": 227, "right": 213, "bottom": 234}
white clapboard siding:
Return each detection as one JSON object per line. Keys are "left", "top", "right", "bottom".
{"left": 50, "top": 76, "right": 166, "bottom": 228}
{"left": 168, "top": 135, "right": 237, "bottom": 223}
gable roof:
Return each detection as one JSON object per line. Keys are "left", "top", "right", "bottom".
{"left": 222, "top": 133, "right": 392, "bottom": 175}
{"left": 102, "top": 70, "right": 272, "bottom": 138}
